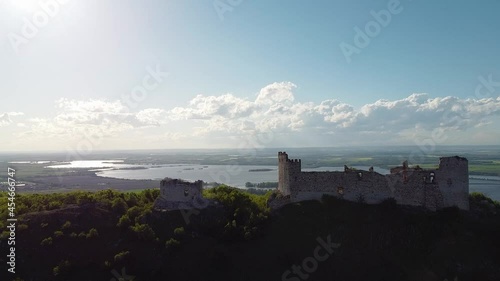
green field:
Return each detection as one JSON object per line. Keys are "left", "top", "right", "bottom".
{"left": 469, "top": 164, "right": 500, "bottom": 176}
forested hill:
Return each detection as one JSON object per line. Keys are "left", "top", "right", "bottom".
{"left": 1, "top": 187, "right": 499, "bottom": 281}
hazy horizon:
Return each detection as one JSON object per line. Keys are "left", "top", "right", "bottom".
{"left": 1, "top": 144, "right": 500, "bottom": 154}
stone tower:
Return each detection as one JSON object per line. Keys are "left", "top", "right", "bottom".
{"left": 435, "top": 156, "right": 469, "bottom": 210}
{"left": 278, "top": 152, "right": 301, "bottom": 196}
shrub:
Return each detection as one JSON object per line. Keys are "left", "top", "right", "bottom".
{"left": 111, "top": 198, "right": 129, "bottom": 214}
{"left": 77, "top": 193, "right": 96, "bottom": 205}
{"left": 140, "top": 189, "right": 159, "bottom": 203}
{"left": 17, "top": 224, "right": 28, "bottom": 232}
{"left": 470, "top": 192, "right": 500, "bottom": 210}
{"left": 165, "top": 238, "right": 180, "bottom": 250}
{"left": 203, "top": 185, "right": 270, "bottom": 239}
{"left": 126, "top": 206, "right": 142, "bottom": 221}
{"left": 130, "top": 223, "right": 156, "bottom": 241}
{"left": 0, "top": 230, "right": 10, "bottom": 239}
{"left": 86, "top": 228, "right": 99, "bottom": 239}
{"left": 125, "top": 193, "right": 139, "bottom": 207}
{"left": 117, "top": 214, "right": 132, "bottom": 228}
{"left": 53, "top": 260, "right": 71, "bottom": 276}
{"left": 135, "top": 208, "right": 152, "bottom": 224}
{"left": 41, "top": 237, "right": 53, "bottom": 246}
{"left": 114, "top": 251, "right": 130, "bottom": 262}
{"left": 61, "top": 221, "right": 71, "bottom": 230}
{"left": 47, "top": 201, "right": 62, "bottom": 210}
{"left": 40, "top": 222, "right": 49, "bottom": 228}
{"left": 78, "top": 232, "right": 86, "bottom": 239}
{"left": 173, "top": 227, "right": 185, "bottom": 237}
{"left": 69, "top": 232, "right": 77, "bottom": 238}
{"left": 54, "top": 231, "right": 64, "bottom": 238}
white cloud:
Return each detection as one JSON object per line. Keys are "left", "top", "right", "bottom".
{"left": 255, "top": 82, "right": 296, "bottom": 105}
{"left": 136, "top": 108, "right": 167, "bottom": 126}
{"left": 0, "top": 112, "right": 24, "bottom": 127}
{"left": 166, "top": 83, "right": 500, "bottom": 146}
{"left": 0, "top": 113, "right": 11, "bottom": 127}
{"left": 171, "top": 94, "right": 256, "bottom": 120}
{"left": 6, "top": 83, "right": 500, "bottom": 150}
{"left": 20, "top": 99, "right": 169, "bottom": 145}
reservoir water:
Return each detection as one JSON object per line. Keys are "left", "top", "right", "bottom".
{"left": 44, "top": 161, "right": 500, "bottom": 201}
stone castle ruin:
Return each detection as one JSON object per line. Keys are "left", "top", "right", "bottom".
{"left": 154, "top": 178, "right": 208, "bottom": 210}
{"left": 269, "top": 152, "right": 469, "bottom": 211}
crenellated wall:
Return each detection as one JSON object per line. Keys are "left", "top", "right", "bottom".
{"left": 274, "top": 152, "right": 469, "bottom": 211}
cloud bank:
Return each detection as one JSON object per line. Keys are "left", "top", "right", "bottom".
{"left": 168, "top": 82, "right": 500, "bottom": 142}
{"left": 0, "top": 112, "right": 24, "bottom": 127}
{"left": 4, "top": 82, "right": 500, "bottom": 149}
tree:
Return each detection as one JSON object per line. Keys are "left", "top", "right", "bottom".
{"left": 130, "top": 223, "right": 156, "bottom": 241}
{"left": 61, "top": 221, "right": 71, "bottom": 230}
{"left": 86, "top": 228, "right": 99, "bottom": 239}
{"left": 53, "top": 260, "right": 71, "bottom": 276}
{"left": 117, "top": 214, "right": 132, "bottom": 228}
{"left": 114, "top": 251, "right": 130, "bottom": 262}
{"left": 112, "top": 198, "right": 129, "bottom": 214}
{"left": 41, "top": 237, "right": 53, "bottom": 246}
{"left": 165, "top": 238, "right": 180, "bottom": 250}
{"left": 126, "top": 206, "right": 142, "bottom": 221}
{"left": 173, "top": 227, "right": 185, "bottom": 237}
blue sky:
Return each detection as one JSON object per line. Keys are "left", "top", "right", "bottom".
{"left": 1, "top": 0, "right": 499, "bottom": 151}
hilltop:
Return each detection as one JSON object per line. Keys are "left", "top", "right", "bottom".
{"left": 0, "top": 188, "right": 499, "bottom": 281}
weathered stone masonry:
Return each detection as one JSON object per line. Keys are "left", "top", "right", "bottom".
{"left": 272, "top": 152, "right": 469, "bottom": 211}
{"left": 154, "top": 178, "right": 207, "bottom": 210}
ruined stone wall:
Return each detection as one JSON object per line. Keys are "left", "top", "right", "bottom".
{"left": 154, "top": 178, "right": 205, "bottom": 210}
{"left": 159, "top": 178, "right": 203, "bottom": 202}
{"left": 388, "top": 156, "right": 469, "bottom": 210}
{"left": 291, "top": 171, "right": 394, "bottom": 204}
{"left": 388, "top": 171, "right": 444, "bottom": 211}
{"left": 275, "top": 152, "right": 469, "bottom": 211}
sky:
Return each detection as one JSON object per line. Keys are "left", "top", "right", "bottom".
{"left": 1, "top": 0, "right": 499, "bottom": 152}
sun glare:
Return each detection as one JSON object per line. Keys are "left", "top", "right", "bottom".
{"left": 9, "top": 0, "right": 39, "bottom": 12}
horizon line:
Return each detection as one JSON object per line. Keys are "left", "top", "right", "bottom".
{"left": 1, "top": 144, "right": 500, "bottom": 154}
